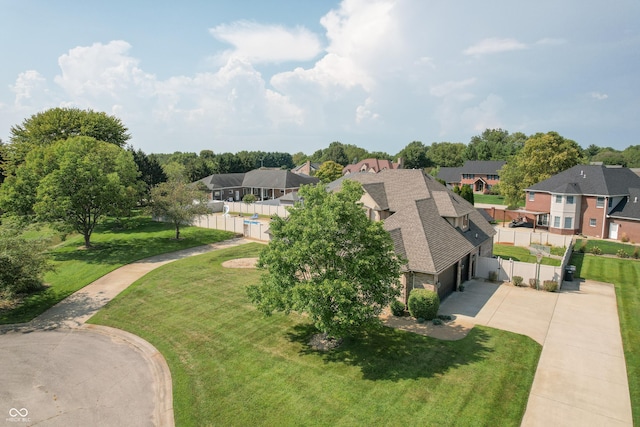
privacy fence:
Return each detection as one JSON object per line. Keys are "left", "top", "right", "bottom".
{"left": 476, "top": 238, "right": 575, "bottom": 289}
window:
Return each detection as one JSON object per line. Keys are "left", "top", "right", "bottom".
{"left": 589, "top": 218, "right": 597, "bottom": 227}
{"left": 555, "top": 195, "right": 563, "bottom": 203}
{"left": 564, "top": 217, "right": 573, "bottom": 229}
{"left": 529, "top": 192, "right": 535, "bottom": 201}
{"left": 228, "top": 190, "right": 234, "bottom": 195}
{"left": 553, "top": 216, "right": 560, "bottom": 228}
{"left": 596, "top": 197, "right": 605, "bottom": 208}
{"left": 537, "top": 214, "right": 549, "bottom": 226}
{"left": 566, "top": 196, "right": 574, "bottom": 204}
{"left": 462, "top": 215, "right": 469, "bottom": 229}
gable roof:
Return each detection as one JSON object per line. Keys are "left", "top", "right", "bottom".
{"left": 436, "top": 167, "right": 463, "bottom": 184}
{"left": 461, "top": 160, "right": 506, "bottom": 174}
{"left": 205, "top": 173, "right": 245, "bottom": 190}
{"left": 526, "top": 165, "right": 640, "bottom": 196}
{"left": 343, "top": 158, "right": 401, "bottom": 175}
{"left": 200, "top": 169, "right": 319, "bottom": 190}
{"left": 609, "top": 188, "right": 640, "bottom": 221}
{"left": 330, "top": 169, "right": 495, "bottom": 275}
{"left": 437, "top": 161, "right": 506, "bottom": 184}
{"left": 243, "top": 169, "right": 318, "bottom": 188}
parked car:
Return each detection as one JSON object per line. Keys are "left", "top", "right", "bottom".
{"left": 509, "top": 217, "right": 533, "bottom": 228}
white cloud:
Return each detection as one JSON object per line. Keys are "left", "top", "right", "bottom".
{"left": 463, "top": 38, "right": 527, "bottom": 56}
{"left": 54, "top": 41, "right": 156, "bottom": 99}
{"left": 209, "top": 21, "right": 323, "bottom": 64}
{"left": 10, "top": 70, "right": 47, "bottom": 108}
{"left": 590, "top": 91, "right": 609, "bottom": 100}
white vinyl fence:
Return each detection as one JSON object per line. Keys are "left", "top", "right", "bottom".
{"left": 223, "top": 202, "right": 288, "bottom": 218}
{"left": 477, "top": 240, "right": 575, "bottom": 289}
{"left": 493, "top": 228, "right": 573, "bottom": 248}
{"left": 192, "top": 214, "right": 271, "bottom": 241}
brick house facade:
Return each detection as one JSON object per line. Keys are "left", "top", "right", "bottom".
{"left": 524, "top": 165, "right": 640, "bottom": 240}
{"left": 438, "top": 161, "right": 506, "bottom": 194}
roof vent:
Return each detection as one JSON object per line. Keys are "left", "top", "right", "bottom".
{"left": 583, "top": 174, "right": 586, "bottom": 178}
{"left": 635, "top": 197, "right": 638, "bottom": 203}
{"left": 580, "top": 170, "right": 583, "bottom": 176}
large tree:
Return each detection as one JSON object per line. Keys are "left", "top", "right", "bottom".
{"left": 396, "top": 141, "right": 430, "bottom": 169}
{"left": 247, "top": 180, "right": 404, "bottom": 338}
{"left": 464, "top": 128, "right": 526, "bottom": 161}
{"left": 5, "top": 107, "right": 130, "bottom": 175}
{"left": 129, "top": 147, "right": 167, "bottom": 198}
{"left": 427, "top": 142, "right": 466, "bottom": 167}
{"left": 149, "top": 180, "right": 211, "bottom": 240}
{"left": 499, "top": 131, "right": 584, "bottom": 207}
{"left": 315, "top": 160, "right": 344, "bottom": 183}
{"left": 1, "top": 136, "right": 140, "bottom": 247}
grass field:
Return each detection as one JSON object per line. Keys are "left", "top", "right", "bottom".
{"left": 574, "top": 238, "right": 638, "bottom": 257}
{"left": 571, "top": 252, "right": 640, "bottom": 425}
{"left": 474, "top": 194, "right": 524, "bottom": 207}
{"left": 91, "top": 243, "right": 541, "bottom": 426}
{"left": 493, "top": 243, "right": 561, "bottom": 266}
{"left": 0, "top": 217, "right": 235, "bottom": 324}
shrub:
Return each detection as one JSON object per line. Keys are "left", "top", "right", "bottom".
{"left": 242, "top": 194, "right": 257, "bottom": 204}
{"left": 437, "top": 314, "right": 452, "bottom": 321}
{"left": 634, "top": 247, "right": 640, "bottom": 259}
{"left": 390, "top": 300, "right": 406, "bottom": 317}
{"left": 408, "top": 289, "right": 440, "bottom": 321}
{"left": 488, "top": 271, "right": 498, "bottom": 282}
{"left": 529, "top": 278, "right": 538, "bottom": 289}
{"left": 543, "top": 280, "right": 558, "bottom": 292}
{"left": 590, "top": 246, "right": 602, "bottom": 255}
{"left": 512, "top": 276, "right": 524, "bottom": 287}
{"left": 617, "top": 249, "right": 629, "bottom": 259}
{"left": 621, "top": 233, "right": 630, "bottom": 243}
{"left": 0, "top": 230, "right": 53, "bottom": 297}
{"left": 432, "top": 318, "right": 443, "bottom": 326}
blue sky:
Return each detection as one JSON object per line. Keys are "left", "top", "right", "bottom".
{"left": 1, "top": 0, "right": 638, "bottom": 156}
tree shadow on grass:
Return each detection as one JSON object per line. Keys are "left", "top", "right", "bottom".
{"left": 286, "top": 323, "right": 493, "bottom": 381}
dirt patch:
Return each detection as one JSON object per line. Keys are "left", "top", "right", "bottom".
{"left": 308, "top": 333, "right": 343, "bottom": 351}
{"left": 221, "top": 257, "right": 259, "bottom": 269}
{"left": 381, "top": 312, "right": 473, "bottom": 341}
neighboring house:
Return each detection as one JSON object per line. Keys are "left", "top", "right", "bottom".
{"left": 291, "top": 161, "right": 320, "bottom": 176}
{"left": 438, "top": 160, "right": 506, "bottom": 193}
{"left": 524, "top": 164, "right": 640, "bottom": 240}
{"left": 342, "top": 158, "right": 403, "bottom": 175}
{"left": 330, "top": 169, "right": 495, "bottom": 301}
{"left": 196, "top": 169, "right": 319, "bottom": 201}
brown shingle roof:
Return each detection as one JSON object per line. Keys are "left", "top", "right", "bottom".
{"left": 334, "top": 169, "right": 495, "bottom": 275}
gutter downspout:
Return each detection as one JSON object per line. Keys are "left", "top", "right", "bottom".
{"left": 601, "top": 196, "right": 608, "bottom": 238}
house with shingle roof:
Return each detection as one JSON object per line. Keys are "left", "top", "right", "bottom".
{"left": 330, "top": 169, "right": 495, "bottom": 301}
{"left": 524, "top": 164, "right": 640, "bottom": 240}
{"left": 342, "top": 158, "right": 403, "bottom": 175}
{"left": 196, "top": 169, "right": 319, "bottom": 201}
{"left": 438, "top": 160, "right": 506, "bottom": 193}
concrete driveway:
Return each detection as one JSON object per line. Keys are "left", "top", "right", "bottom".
{"left": 439, "top": 279, "right": 633, "bottom": 426}
{"left": 0, "top": 238, "right": 250, "bottom": 426}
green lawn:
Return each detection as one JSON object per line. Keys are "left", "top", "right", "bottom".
{"left": 574, "top": 238, "right": 638, "bottom": 257}
{"left": 570, "top": 252, "right": 640, "bottom": 425}
{"left": 493, "top": 244, "right": 562, "bottom": 266}
{"left": 474, "top": 194, "right": 524, "bottom": 207}
{"left": 91, "top": 243, "right": 541, "bottom": 427}
{"left": 0, "top": 217, "right": 235, "bottom": 324}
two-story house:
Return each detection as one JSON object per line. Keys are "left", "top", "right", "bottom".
{"left": 342, "top": 158, "right": 403, "bottom": 175}
{"left": 524, "top": 164, "right": 640, "bottom": 240}
{"left": 329, "top": 169, "right": 495, "bottom": 301}
{"left": 437, "top": 160, "right": 506, "bottom": 194}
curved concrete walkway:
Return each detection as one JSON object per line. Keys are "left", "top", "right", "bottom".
{"left": 0, "top": 238, "right": 250, "bottom": 426}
